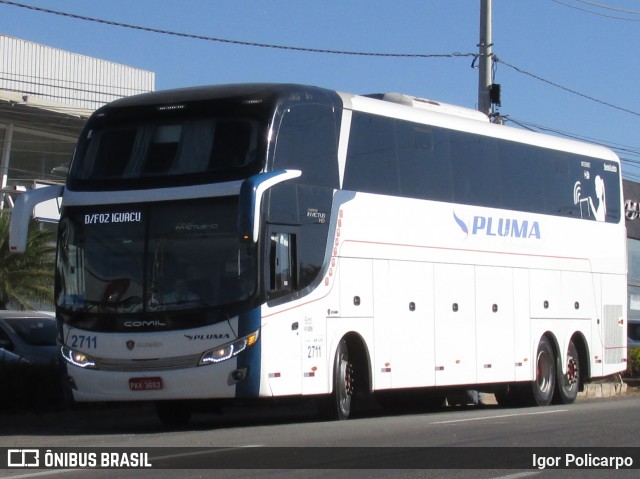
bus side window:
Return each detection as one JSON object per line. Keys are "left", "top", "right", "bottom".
{"left": 269, "top": 232, "right": 296, "bottom": 296}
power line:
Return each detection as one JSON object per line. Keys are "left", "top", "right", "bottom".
{"left": 0, "top": 108, "right": 90, "bottom": 126}
{"left": 0, "top": 86, "right": 110, "bottom": 106}
{"left": 1, "top": 71, "right": 151, "bottom": 95}
{"left": 3, "top": 0, "right": 640, "bottom": 164}
{"left": 505, "top": 116, "right": 640, "bottom": 156}
{"left": 3, "top": 0, "right": 637, "bottom": 122}
{"left": 0, "top": 76, "right": 133, "bottom": 99}
{"left": 551, "top": 0, "right": 640, "bottom": 21}
{"left": 0, "top": 0, "right": 475, "bottom": 60}
{"left": 573, "top": 0, "right": 640, "bottom": 15}
{"left": 495, "top": 56, "right": 640, "bottom": 118}
{"left": 506, "top": 116, "right": 640, "bottom": 158}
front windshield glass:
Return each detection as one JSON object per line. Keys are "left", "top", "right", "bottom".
{"left": 75, "top": 118, "right": 260, "bottom": 179}
{"left": 56, "top": 198, "right": 255, "bottom": 314}
{"left": 67, "top": 97, "right": 270, "bottom": 191}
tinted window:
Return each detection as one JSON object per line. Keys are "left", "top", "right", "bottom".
{"left": 499, "top": 142, "right": 545, "bottom": 213}
{"left": 269, "top": 105, "right": 339, "bottom": 294}
{"left": 272, "top": 104, "right": 340, "bottom": 189}
{"left": 450, "top": 131, "right": 500, "bottom": 208}
{"left": 544, "top": 151, "right": 579, "bottom": 218}
{"left": 344, "top": 113, "right": 399, "bottom": 195}
{"left": 342, "top": 111, "right": 621, "bottom": 223}
{"left": 268, "top": 232, "right": 295, "bottom": 298}
{"left": 77, "top": 118, "right": 260, "bottom": 180}
{"left": 5, "top": 318, "right": 57, "bottom": 346}
{"left": 396, "top": 123, "right": 453, "bottom": 201}
{"left": 68, "top": 97, "right": 271, "bottom": 191}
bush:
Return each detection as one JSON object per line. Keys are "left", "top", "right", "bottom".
{"left": 626, "top": 348, "right": 640, "bottom": 378}
{"left": 0, "top": 361, "right": 65, "bottom": 412}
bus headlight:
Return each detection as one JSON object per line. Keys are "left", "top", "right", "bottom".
{"left": 61, "top": 345, "right": 98, "bottom": 369}
{"left": 199, "top": 330, "right": 259, "bottom": 366}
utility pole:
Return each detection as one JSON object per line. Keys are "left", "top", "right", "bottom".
{"left": 478, "top": 0, "right": 493, "bottom": 115}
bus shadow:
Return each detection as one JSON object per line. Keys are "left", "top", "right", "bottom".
{"left": 0, "top": 395, "right": 497, "bottom": 437}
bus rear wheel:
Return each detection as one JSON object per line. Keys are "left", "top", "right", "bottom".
{"left": 518, "top": 336, "right": 556, "bottom": 406}
{"left": 553, "top": 340, "right": 580, "bottom": 404}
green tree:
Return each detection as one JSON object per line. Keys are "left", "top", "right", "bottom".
{"left": 0, "top": 214, "right": 55, "bottom": 310}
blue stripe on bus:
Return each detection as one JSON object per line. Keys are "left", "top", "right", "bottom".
{"left": 235, "top": 307, "right": 261, "bottom": 398}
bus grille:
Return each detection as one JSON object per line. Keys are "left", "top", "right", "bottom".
{"left": 95, "top": 353, "right": 202, "bottom": 372}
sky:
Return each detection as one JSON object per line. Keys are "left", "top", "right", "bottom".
{"left": 2, "top": 0, "right": 640, "bottom": 180}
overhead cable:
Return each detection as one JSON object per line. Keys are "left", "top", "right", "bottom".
{"left": 0, "top": 0, "right": 475, "bottom": 60}
{"left": 552, "top": 0, "right": 640, "bottom": 21}
{"left": 495, "top": 56, "right": 640, "bottom": 118}
{"left": 2, "top": 0, "right": 639, "bottom": 122}
{"left": 572, "top": 0, "right": 640, "bottom": 15}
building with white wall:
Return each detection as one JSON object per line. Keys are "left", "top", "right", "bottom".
{"left": 0, "top": 35, "right": 155, "bottom": 212}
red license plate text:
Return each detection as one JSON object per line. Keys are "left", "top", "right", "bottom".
{"left": 129, "top": 377, "right": 163, "bottom": 391}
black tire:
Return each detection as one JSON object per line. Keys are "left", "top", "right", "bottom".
{"left": 518, "top": 336, "right": 556, "bottom": 406}
{"left": 326, "top": 339, "right": 354, "bottom": 420}
{"left": 156, "top": 400, "right": 192, "bottom": 427}
{"left": 553, "top": 340, "right": 580, "bottom": 404}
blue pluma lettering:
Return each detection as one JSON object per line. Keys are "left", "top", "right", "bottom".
{"left": 463, "top": 213, "right": 541, "bottom": 239}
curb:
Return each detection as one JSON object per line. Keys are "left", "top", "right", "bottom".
{"left": 578, "top": 374, "right": 636, "bottom": 399}
{"left": 579, "top": 380, "right": 627, "bottom": 399}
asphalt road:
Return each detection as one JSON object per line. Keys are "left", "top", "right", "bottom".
{"left": 1, "top": 393, "right": 639, "bottom": 478}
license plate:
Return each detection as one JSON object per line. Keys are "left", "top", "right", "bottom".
{"left": 129, "top": 377, "right": 163, "bottom": 391}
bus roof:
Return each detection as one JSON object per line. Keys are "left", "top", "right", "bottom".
{"left": 96, "top": 83, "right": 618, "bottom": 165}
{"left": 366, "top": 92, "right": 490, "bottom": 122}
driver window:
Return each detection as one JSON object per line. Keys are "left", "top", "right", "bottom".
{"left": 268, "top": 232, "right": 296, "bottom": 297}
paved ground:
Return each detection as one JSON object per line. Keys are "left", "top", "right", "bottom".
{"left": 1, "top": 375, "right": 636, "bottom": 434}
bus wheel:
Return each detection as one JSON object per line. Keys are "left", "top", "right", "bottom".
{"left": 156, "top": 400, "right": 192, "bottom": 427}
{"left": 519, "top": 336, "right": 556, "bottom": 406}
{"left": 553, "top": 340, "right": 580, "bottom": 404}
{"left": 328, "top": 339, "right": 354, "bottom": 420}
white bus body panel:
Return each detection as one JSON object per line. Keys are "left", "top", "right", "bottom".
{"left": 372, "top": 260, "right": 436, "bottom": 389}
{"left": 513, "top": 269, "right": 532, "bottom": 382}
{"left": 475, "top": 266, "right": 515, "bottom": 384}
{"left": 326, "top": 188, "right": 626, "bottom": 391}
{"left": 259, "top": 186, "right": 626, "bottom": 397}
{"left": 599, "top": 273, "right": 627, "bottom": 376}
{"left": 433, "top": 263, "right": 476, "bottom": 386}
{"left": 259, "top": 308, "right": 302, "bottom": 397}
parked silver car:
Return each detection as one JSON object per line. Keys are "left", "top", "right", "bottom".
{"left": 0, "top": 347, "right": 27, "bottom": 363}
{"left": 0, "top": 311, "right": 58, "bottom": 364}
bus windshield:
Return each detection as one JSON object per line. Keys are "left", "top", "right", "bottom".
{"left": 56, "top": 198, "right": 255, "bottom": 315}
{"left": 68, "top": 102, "right": 269, "bottom": 190}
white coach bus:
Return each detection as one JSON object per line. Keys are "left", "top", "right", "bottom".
{"left": 10, "top": 84, "right": 627, "bottom": 425}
